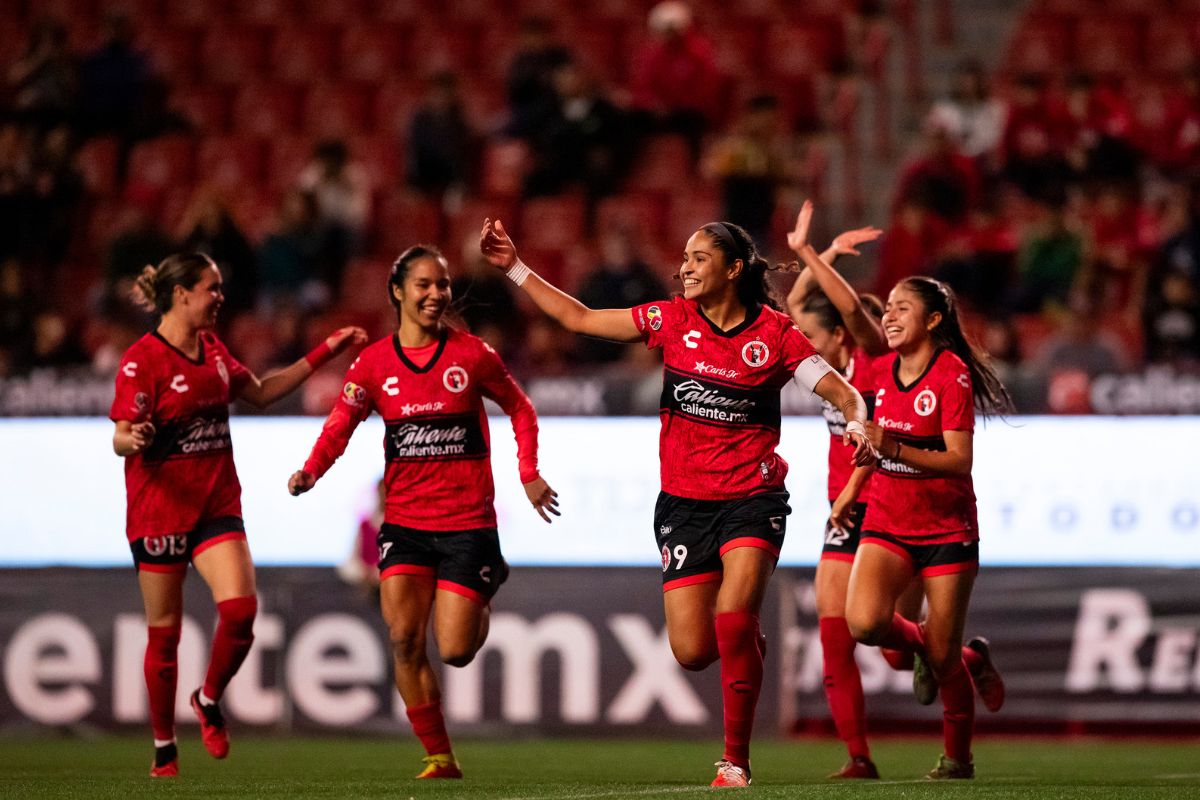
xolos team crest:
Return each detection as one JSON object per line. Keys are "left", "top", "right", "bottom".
{"left": 741, "top": 340, "right": 769, "bottom": 368}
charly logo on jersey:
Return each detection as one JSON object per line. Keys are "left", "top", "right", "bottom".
{"left": 957, "top": 372, "right": 970, "bottom": 388}
{"left": 741, "top": 340, "right": 769, "bottom": 368}
{"left": 215, "top": 357, "right": 230, "bottom": 386}
{"left": 646, "top": 305, "right": 663, "bottom": 331}
{"left": 169, "top": 374, "right": 189, "bottom": 393}
{"left": 683, "top": 330, "right": 701, "bottom": 349}
{"left": 342, "top": 382, "right": 367, "bottom": 407}
{"left": 122, "top": 361, "right": 138, "bottom": 377}
{"left": 443, "top": 365, "right": 469, "bottom": 393}
{"left": 693, "top": 361, "right": 739, "bottom": 380}
{"left": 385, "top": 412, "right": 486, "bottom": 461}
{"left": 914, "top": 388, "right": 937, "bottom": 416}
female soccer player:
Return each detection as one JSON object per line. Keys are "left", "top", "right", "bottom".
{"left": 845, "top": 275, "right": 1010, "bottom": 780}
{"left": 110, "top": 252, "right": 365, "bottom": 777}
{"left": 480, "top": 217, "right": 873, "bottom": 787}
{"left": 287, "top": 245, "right": 558, "bottom": 780}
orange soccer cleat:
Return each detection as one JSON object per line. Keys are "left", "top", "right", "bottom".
{"left": 416, "top": 753, "right": 463, "bottom": 779}
{"left": 711, "top": 760, "right": 751, "bottom": 787}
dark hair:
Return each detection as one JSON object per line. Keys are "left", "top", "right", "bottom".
{"left": 698, "top": 221, "right": 783, "bottom": 312}
{"left": 134, "top": 252, "right": 216, "bottom": 315}
{"left": 897, "top": 276, "right": 1013, "bottom": 417}
{"left": 859, "top": 292, "right": 884, "bottom": 319}
{"left": 800, "top": 290, "right": 842, "bottom": 333}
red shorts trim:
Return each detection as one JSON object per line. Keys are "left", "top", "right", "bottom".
{"left": 137, "top": 562, "right": 188, "bottom": 574}
{"left": 921, "top": 561, "right": 979, "bottom": 578}
{"left": 436, "top": 579, "right": 488, "bottom": 606}
{"left": 819, "top": 552, "right": 855, "bottom": 564}
{"left": 860, "top": 536, "right": 914, "bottom": 563}
{"left": 380, "top": 564, "right": 436, "bottom": 581}
{"left": 191, "top": 531, "right": 247, "bottom": 558}
{"left": 719, "top": 536, "right": 782, "bottom": 558}
{"left": 663, "top": 571, "right": 722, "bottom": 593}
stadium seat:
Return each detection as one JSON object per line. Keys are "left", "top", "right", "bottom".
{"left": 234, "top": 0, "right": 299, "bottom": 26}
{"left": 347, "top": 133, "right": 401, "bottom": 191}
{"left": 75, "top": 137, "right": 120, "bottom": 197}
{"left": 228, "top": 187, "right": 279, "bottom": 244}
{"left": 409, "top": 23, "right": 482, "bottom": 75}
{"left": 376, "top": 0, "right": 424, "bottom": 24}
{"left": 376, "top": 191, "right": 443, "bottom": 259}
{"left": 127, "top": 136, "right": 195, "bottom": 190}
{"left": 201, "top": 26, "right": 268, "bottom": 84}
{"left": 303, "top": 83, "right": 373, "bottom": 138}
{"left": 712, "top": 21, "right": 766, "bottom": 80}
{"left": 165, "top": 0, "right": 231, "bottom": 29}
{"left": 595, "top": 193, "right": 670, "bottom": 242}
{"left": 1075, "top": 16, "right": 1145, "bottom": 77}
{"left": 1144, "top": 16, "right": 1199, "bottom": 77}
{"left": 1006, "top": 14, "right": 1074, "bottom": 75}
{"left": 140, "top": 26, "right": 198, "bottom": 85}
{"left": 269, "top": 26, "right": 338, "bottom": 84}
{"left": 519, "top": 195, "right": 586, "bottom": 254}
{"left": 340, "top": 25, "right": 408, "bottom": 83}
{"left": 627, "top": 135, "right": 692, "bottom": 193}
{"left": 668, "top": 189, "right": 720, "bottom": 245}
{"left": 197, "top": 136, "right": 266, "bottom": 191}
{"left": 232, "top": 84, "right": 302, "bottom": 137}
{"left": 767, "top": 20, "right": 840, "bottom": 79}
{"left": 266, "top": 134, "right": 317, "bottom": 192}
{"left": 300, "top": 0, "right": 371, "bottom": 24}
{"left": 171, "top": 86, "right": 230, "bottom": 134}
{"left": 480, "top": 140, "right": 531, "bottom": 198}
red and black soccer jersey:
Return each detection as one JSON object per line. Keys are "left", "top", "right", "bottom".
{"left": 823, "top": 348, "right": 878, "bottom": 502}
{"left": 302, "top": 328, "right": 539, "bottom": 532}
{"left": 632, "top": 297, "right": 832, "bottom": 501}
{"left": 862, "top": 348, "right": 978, "bottom": 542}
{"left": 110, "top": 331, "right": 251, "bottom": 542}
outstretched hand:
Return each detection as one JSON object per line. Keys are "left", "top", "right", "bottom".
{"left": 523, "top": 476, "right": 560, "bottom": 523}
{"left": 786, "top": 200, "right": 814, "bottom": 253}
{"left": 288, "top": 470, "right": 316, "bottom": 496}
{"left": 325, "top": 326, "right": 368, "bottom": 355}
{"left": 829, "top": 226, "right": 884, "bottom": 257}
{"left": 480, "top": 218, "right": 518, "bottom": 270}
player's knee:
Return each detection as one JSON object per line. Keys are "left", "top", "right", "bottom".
{"left": 846, "top": 614, "right": 887, "bottom": 646}
{"left": 389, "top": 627, "right": 426, "bottom": 662}
{"left": 440, "top": 646, "right": 478, "bottom": 669}
{"left": 925, "top": 641, "right": 962, "bottom": 678}
{"left": 671, "top": 642, "right": 717, "bottom": 672}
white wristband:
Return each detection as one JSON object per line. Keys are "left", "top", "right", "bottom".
{"left": 506, "top": 260, "right": 532, "bottom": 287}
{"left": 844, "top": 420, "right": 877, "bottom": 457}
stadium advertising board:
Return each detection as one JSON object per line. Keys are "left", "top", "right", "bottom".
{"left": 1, "top": 417, "right": 1199, "bottom": 568}
{"left": 3, "top": 567, "right": 1199, "bottom": 733}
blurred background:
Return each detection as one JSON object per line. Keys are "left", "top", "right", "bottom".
{"left": 2, "top": 0, "right": 1200, "bottom": 743}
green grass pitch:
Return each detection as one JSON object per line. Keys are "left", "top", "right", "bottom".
{"left": 3, "top": 735, "right": 1198, "bottom": 799}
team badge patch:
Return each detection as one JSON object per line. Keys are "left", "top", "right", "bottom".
{"left": 342, "top": 381, "right": 367, "bottom": 407}
{"left": 216, "top": 357, "right": 230, "bottom": 386}
{"left": 914, "top": 388, "right": 937, "bottom": 416}
{"left": 741, "top": 339, "right": 769, "bottom": 367}
{"left": 661, "top": 544, "right": 671, "bottom": 572}
{"left": 646, "top": 305, "right": 663, "bottom": 331}
{"left": 443, "top": 365, "right": 469, "bottom": 393}
{"left": 133, "top": 392, "right": 149, "bottom": 414}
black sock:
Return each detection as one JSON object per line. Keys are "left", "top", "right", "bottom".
{"left": 154, "top": 742, "right": 177, "bottom": 767}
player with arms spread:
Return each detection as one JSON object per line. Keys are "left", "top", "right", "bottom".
{"left": 481, "top": 217, "right": 872, "bottom": 787}
{"left": 111, "top": 252, "right": 365, "bottom": 777}
{"left": 288, "top": 245, "right": 558, "bottom": 780}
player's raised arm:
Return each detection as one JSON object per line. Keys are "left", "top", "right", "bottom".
{"left": 239, "top": 326, "right": 368, "bottom": 409}
{"left": 479, "top": 218, "right": 642, "bottom": 342}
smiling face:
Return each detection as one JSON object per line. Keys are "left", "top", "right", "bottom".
{"left": 171, "top": 264, "right": 223, "bottom": 329}
{"left": 882, "top": 283, "right": 940, "bottom": 353}
{"left": 394, "top": 255, "right": 451, "bottom": 332}
{"left": 679, "top": 230, "right": 740, "bottom": 303}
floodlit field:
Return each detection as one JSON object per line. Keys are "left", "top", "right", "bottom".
{"left": 3, "top": 735, "right": 1198, "bottom": 799}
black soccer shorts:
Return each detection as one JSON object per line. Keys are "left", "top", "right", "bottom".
{"left": 377, "top": 523, "right": 509, "bottom": 605}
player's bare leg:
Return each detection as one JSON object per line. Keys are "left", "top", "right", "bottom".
{"left": 663, "top": 581, "right": 720, "bottom": 671}
{"left": 138, "top": 569, "right": 185, "bottom": 777}
{"left": 191, "top": 538, "right": 257, "bottom": 759}
{"left": 844, "top": 542, "right": 915, "bottom": 646}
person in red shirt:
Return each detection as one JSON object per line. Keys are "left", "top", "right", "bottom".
{"left": 110, "top": 252, "right": 365, "bottom": 777}
{"left": 287, "top": 245, "right": 558, "bottom": 780}
{"left": 480, "top": 216, "right": 873, "bottom": 787}
{"left": 845, "top": 275, "right": 1011, "bottom": 779}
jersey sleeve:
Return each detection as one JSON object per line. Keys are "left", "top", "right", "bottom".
{"left": 783, "top": 323, "right": 834, "bottom": 394}
{"left": 630, "top": 298, "right": 674, "bottom": 350}
{"left": 476, "top": 341, "right": 540, "bottom": 484}
{"left": 209, "top": 335, "right": 253, "bottom": 398}
{"left": 110, "top": 348, "right": 155, "bottom": 423}
{"left": 940, "top": 369, "right": 976, "bottom": 433}
{"left": 302, "top": 357, "right": 373, "bottom": 480}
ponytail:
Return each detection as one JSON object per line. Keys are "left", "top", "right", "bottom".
{"left": 133, "top": 252, "right": 215, "bottom": 315}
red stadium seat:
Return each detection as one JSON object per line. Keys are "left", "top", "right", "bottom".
{"left": 266, "top": 134, "right": 317, "bottom": 192}
{"left": 171, "top": 86, "right": 230, "bottom": 134}
{"left": 376, "top": 0, "right": 424, "bottom": 24}
{"left": 340, "top": 258, "right": 394, "bottom": 312}
{"left": 164, "top": 0, "right": 231, "bottom": 29}
{"left": 303, "top": 83, "right": 374, "bottom": 138}
{"left": 377, "top": 191, "right": 443, "bottom": 256}
{"left": 374, "top": 79, "right": 423, "bottom": 137}
{"left": 234, "top": 0, "right": 299, "bottom": 26}
{"left": 269, "top": 26, "right": 338, "bottom": 84}
{"left": 127, "top": 136, "right": 195, "bottom": 190}
{"left": 228, "top": 188, "right": 279, "bottom": 244}
{"left": 1075, "top": 15, "right": 1145, "bottom": 77}
{"left": 1144, "top": 16, "right": 1199, "bottom": 77}
{"left": 76, "top": 137, "right": 120, "bottom": 196}
{"left": 480, "top": 139, "right": 530, "bottom": 198}
{"left": 410, "top": 23, "right": 482, "bottom": 75}
{"left": 767, "top": 20, "right": 840, "bottom": 78}
{"left": 140, "top": 27, "right": 198, "bottom": 84}
{"left": 347, "top": 133, "right": 401, "bottom": 191}
{"left": 519, "top": 195, "right": 586, "bottom": 254}
{"left": 443, "top": 0, "right": 498, "bottom": 23}
{"left": 711, "top": 21, "right": 765, "bottom": 80}
{"left": 627, "top": 135, "right": 692, "bottom": 193}
{"left": 1006, "top": 14, "right": 1074, "bottom": 75}
{"left": 595, "top": 193, "right": 670, "bottom": 243}
{"left": 201, "top": 26, "right": 268, "bottom": 85}
{"left": 668, "top": 189, "right": 720, "bottom": 245}
{"left": 232, "top": 84, "right": 302, "bottom": 137}
{"left": 300, "top": 0, "right": 371, "bottom": 24}
{"left": 101, "top": 0, "right": 163, "bottom": 22}
{"left": 197, "top": 136, "right": 267, "bottom": 191}
{"left": 341, "top": 25, "right": 408, "bottom": 83}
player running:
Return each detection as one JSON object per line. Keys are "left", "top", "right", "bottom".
{"left": 288, "top": 245, "right": 558, "bottom": 780}
{"left": 845, "top": 275, "right": 1010, "bottom": 779}
{"left": 110, "top": 252, "right": 365, "bottom": 777}
{"left": 480, "top": 216, "right": 872, "bottom": 788}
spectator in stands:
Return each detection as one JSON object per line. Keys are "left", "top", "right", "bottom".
{"left": 0, "top": 123, "right": 34, "bottom": 263}
{"left": 407, "top": 71, "right": 479, "bottom": 211}
{"left": 927, "top": 59, "right": 1005, "bottom": 167}
{"left": 7, "top": 17, "right": 77, "bottom": 130}
{"left": 104, "top": 185, "right": 174, "bottom": 298}
{"left": 703, "top": 94, "right": 793, "bottom": 251}
{"left": 932, "top": 193, "right": 1018, "bottom": 314}
{"left": 574, "top": 227, "right": 666, "bottom": 363}
{"left": 298, "top": 139, "right": 372, "bottom": 293}
{"left": 16, "top": 309, "right": 89, "bottom": 373}
{"left": 999, "top": 73, "right": 1071, "bottom": 202}
{"left": 176, "top": 188, "right": 257, "bottom": 314}
{"left": 893, "top": 112, "right": 981, "bottom": 226}
{"left": 258, "top": 191, "right": 334, "bottom": 311}
{"left": 1034, "top": 297, "right": 1130, "bottom": 378}
{"left": 522, "top": 60, "right": 631, "bottom": 202}
{"left": 1008, "top": 194, "right": 1082, "bottom": 314}
{"left": 512, "top": 315, "right": 572, "bottom": 378}
{"left": 25, "top": 125, "right": 83, "bottom": 273}
{"left": 629, "top": 0, "right": 722, "bottom": 162}
{"left": 873, "top": 196, "right": 948, "bottom": 297}
{"left": 504, "top": 16, "right": 573, "bottom": 138}
{"left": 0, "top": 258, "right": 33, "bottom": 378}
{"left": 1062, "top": 73, "right": 1139, "bottom": 186}
{"left": 1077, "top": 183, "right": 1154, "bottom": 319}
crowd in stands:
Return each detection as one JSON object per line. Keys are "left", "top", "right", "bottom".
{"left": 1, "top": 0, "right": 1198, "bottom": 413}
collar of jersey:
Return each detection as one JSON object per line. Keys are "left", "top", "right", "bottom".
{"left": 892, "top": 347, "right": 945, "bottom": 392}
{"left": 392, "top": 328, "right": 448, "bottom": 373}
{"left": 695, "top": 302, "right": 761, "bottom": 338}
{"left": 153, "top": 330, "right": 205, "bottom": 365}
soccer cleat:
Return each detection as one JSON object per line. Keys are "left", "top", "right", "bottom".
{"left": 711, "top": 760, "right": 751, "bottom": 787}
{"left": 190, "top": 689, "right": 230, "bottom": 759}
{"left": 416, "top": 753, "right": 463, "bottom": 779}
{"left": 911, "top": 652, "right": 938, "bottom": 706}
{"left": 828, "top": 756, "right": 880, "bottom": 779}
{"left": 925, "top": 754, "right": 974, "bottom": 780}
{"left": 149, "top": 742, "right": 178, "bottom": 777}
{"left": 966, "top": 636, "right": 1005, "bottom": 713}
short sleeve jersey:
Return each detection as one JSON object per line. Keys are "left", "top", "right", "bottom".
{"left": 110, "top": 331, "right": 251, "bottom": 542}
{"left": 631, "top": 297, "right": 830, "bottom": 500}
{"left": 330, "top": 329, "right": 525, "bottom": 531}
{"left": 862, "top": 349, "right": 978, "bottom": 541}
{"left": 823, "top": 348, "right": 878, "bottom": 503}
